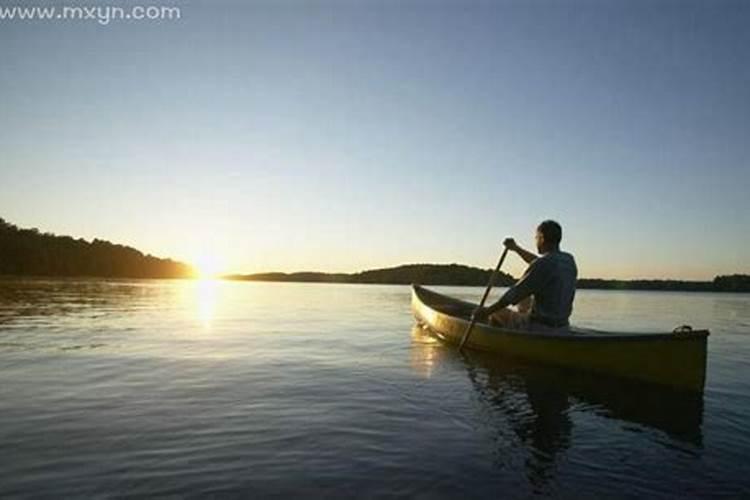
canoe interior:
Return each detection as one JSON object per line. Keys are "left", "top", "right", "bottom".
{"left": 411, "top": 284, "right": 709, "bottom": 392}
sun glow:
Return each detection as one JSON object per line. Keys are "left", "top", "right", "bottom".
{"left": 192, "top": 254, "right": 224, "bottom": 279}
{"left": 196, "top": 278, "right": 218, "bottom": 328}
{"left": 410, "top": 325, "right": 443, "bottom": 379}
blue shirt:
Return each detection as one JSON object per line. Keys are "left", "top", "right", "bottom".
{"left": 498, "top": 250, "right": 578, "bottom": 326}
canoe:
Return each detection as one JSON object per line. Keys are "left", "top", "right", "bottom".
{"left": 411, "top": 285, "right": 709, "bottom": 392}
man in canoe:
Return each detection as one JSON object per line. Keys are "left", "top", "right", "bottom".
{"left": 477, "top": 220, "right": 577, "bottom": 331}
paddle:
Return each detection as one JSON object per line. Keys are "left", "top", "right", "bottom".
{"left": 458, "top": 246, "right": 509, "bottom": 351}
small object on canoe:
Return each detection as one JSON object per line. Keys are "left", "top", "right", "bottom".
{"left": 411, "top": 285, "right": 709, "bottom": 392}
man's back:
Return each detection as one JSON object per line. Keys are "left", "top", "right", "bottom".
{"left": 529, "top": 250, "right": 577, "bottom": 327}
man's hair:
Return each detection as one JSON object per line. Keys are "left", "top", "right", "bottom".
{"left": 537, "top": 220, "right": 562, "bottom": 246}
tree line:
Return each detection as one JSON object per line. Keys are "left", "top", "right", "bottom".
{"left": 230, "top": 266, "right": 750, "bottom": 292}
{"left": 0, "top": 218, "right": 193, "bottom": 278}
{"left": 2, "top": 216, "right": 748, "bottom": 291}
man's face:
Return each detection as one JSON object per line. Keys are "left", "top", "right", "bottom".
{"left": 535, "top": 230, "right": 545, "bottom": 254}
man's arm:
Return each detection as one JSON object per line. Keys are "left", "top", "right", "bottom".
{"left": 483, "top": 258, "right": 548, "bottom": 315}
{"left": 504, "top": 238, "right": 538, "bottom": 265}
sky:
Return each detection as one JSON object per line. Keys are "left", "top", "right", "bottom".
{"left": 1, "top": 0, "right": 748, "bottom": 280}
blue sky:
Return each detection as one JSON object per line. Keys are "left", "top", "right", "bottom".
{"left": 1, "top": 0, "right": 748, "bottom": 279}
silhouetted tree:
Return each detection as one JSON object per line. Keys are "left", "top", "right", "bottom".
{"left": 0, "top": 217, "right": 193, "bottom": 278}
{"left": 713, "top": 274, "right": 750, "bottom": 292}
{"left": 228, "top": 261, "right": 750, "bottom": 292}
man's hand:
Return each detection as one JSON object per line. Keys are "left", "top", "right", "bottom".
{"left": 504, "top": 237, "right": 538, "bottom": 264}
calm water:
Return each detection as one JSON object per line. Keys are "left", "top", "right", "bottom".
{"left": 1, "top": 279, "right": 749, "bottom": 499}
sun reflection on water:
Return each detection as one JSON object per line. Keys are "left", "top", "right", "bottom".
{"left": 410, "top": 325, "right": 445, "bottom": 379}
{"left": 196, "top": 279, "right": 219, "bottom": 328}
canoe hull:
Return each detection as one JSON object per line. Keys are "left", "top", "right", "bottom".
{"left": 411, "top": 285, "right": 708, "bottom": 392}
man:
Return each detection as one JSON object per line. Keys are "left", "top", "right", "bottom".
{"left": 478, "top": 220, "right": 577, "bottom": 331}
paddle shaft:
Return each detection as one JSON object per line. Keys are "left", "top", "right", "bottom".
{"left": 458, "top": 247, "right": 510, "bottom": 351}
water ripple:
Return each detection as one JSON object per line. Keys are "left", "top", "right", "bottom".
{"left": 0, "top": 280, "right": 749, "bottom": 498}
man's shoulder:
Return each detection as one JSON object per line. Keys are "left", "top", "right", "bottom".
{"left": 529, "top": 253, "right": 557, "bottom": 274}
{"left": 559, "top": 251, "right": 576, "bottom": 262}
{"left": 540, "top": 250, "right": 575, "bottom": 261}
{"left": 545, "top": 251, "right": 577, "bottom": 268}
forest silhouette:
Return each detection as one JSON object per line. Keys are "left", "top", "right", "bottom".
{"left": 0, "top": 218, "right": 193, "bottom": 278}
{"left": 1, "top": 217, "right": 748, "bottom": 291}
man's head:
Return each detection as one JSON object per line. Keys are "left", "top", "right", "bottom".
{"left": 535, "top": 220, "right": 562, "bottom": 254}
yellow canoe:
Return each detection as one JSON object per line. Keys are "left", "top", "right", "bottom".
{"left": 411, "top": 285, "right": 709, "bottom": 392}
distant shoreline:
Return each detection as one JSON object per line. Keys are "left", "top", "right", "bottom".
{"left": 224, "top": 265, "right": 750, "bottom": 293}
{"left": 1, "top": 272, "right": 749, "bottom": 293}
{"left": 2, "top": 217, "right": 748, "bottom": 292}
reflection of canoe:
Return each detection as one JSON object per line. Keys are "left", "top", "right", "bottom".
{"left": 460, "top": 346, "right": 705, "bottom": 448}
{"left": 409, "top": 325, "right": 705, "bottom": 491}
{"left": 411, "top": 285, "right": 709, "bottom": 392}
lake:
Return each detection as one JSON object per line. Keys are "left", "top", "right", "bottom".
{"left": 1, "top": 279, "right": 748, "bottom": 498}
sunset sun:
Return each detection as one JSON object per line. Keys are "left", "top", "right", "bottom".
{"left": 192, "top": 254, "right": 223, "bottom": 279}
